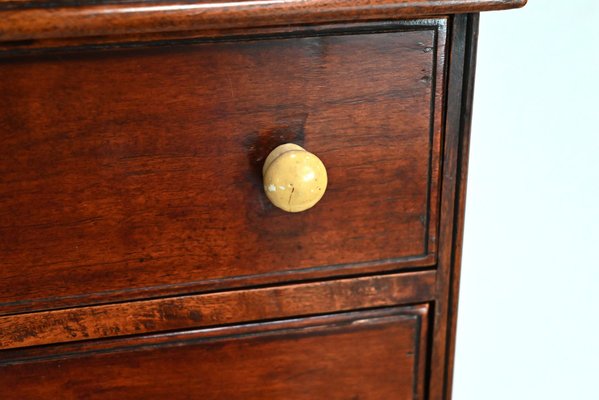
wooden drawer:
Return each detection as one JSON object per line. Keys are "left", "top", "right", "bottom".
{"left": 0, "top": 0, "right": 528, "bottom": 398}
{"left": 0, "top": 20, "right": 447, "bottom": 314}
{"left": 0, "top": 305, "right": 429, "bottom": 400}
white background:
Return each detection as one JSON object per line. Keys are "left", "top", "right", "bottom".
{"left": 453, "top": 1, "right": 599, "bottom": 399}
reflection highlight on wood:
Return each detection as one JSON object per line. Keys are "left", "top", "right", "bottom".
{"left": 0, "top": 0, "right": 526, "bottom": 43}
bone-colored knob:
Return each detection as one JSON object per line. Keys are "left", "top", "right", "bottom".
{"left": 262, "top": 143, "right": 328, "bottom": 213}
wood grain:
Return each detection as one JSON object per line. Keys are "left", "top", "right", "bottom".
{"left": 0, "top": 6, "right": 527, "bottom": 399}
{"left": 442, "top": 13, "right": 480, "bottom": 400}
{"left": 0, "top": 270, "right": 435, "bottom": 349}
{"left": 0, "top": 0, "right": 526, "bottom": 44}
{"left": 0, "top": 23, "right": 445, "bottom": 315}
{"left": 427, "top": 13, "right": 480, "bottom": 400}
{"left": 0, "top": 306, "right": 429, "bottom": 400}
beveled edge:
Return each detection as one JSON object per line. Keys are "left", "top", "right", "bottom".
{"left": 0, "top": 0, "right": 526, "bottom": 43}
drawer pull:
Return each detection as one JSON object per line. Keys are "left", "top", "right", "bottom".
{"left": 262, "top": 143, "right": 328, "bottom": 212}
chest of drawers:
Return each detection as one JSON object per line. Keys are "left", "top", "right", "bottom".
{"left": 0, "top": 1, "right": 525, "bottom": 398}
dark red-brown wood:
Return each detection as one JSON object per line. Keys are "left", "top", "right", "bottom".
{"left": 0, "top": 21, "right": 446, "bottom": 315}
{"left": 0, "top": 3, "right": 525, "bottom": 398}
{"left": 427, "top": 13, "right": 480, "bottom": 400}
{"left": 441, "top": 14, "right": 480, "bottom": 400}
{"left": 0, "top": 270, "right": 435, "bottom": 349}
{"left": 0, "top": 306, "right": 429, "bottom": 400}
{"left": 0, "top": 0, "right": 525, "bottom": 45}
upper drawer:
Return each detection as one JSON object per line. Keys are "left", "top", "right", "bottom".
{"left": 0, "top": 20, "right": 447, "bottom": 314}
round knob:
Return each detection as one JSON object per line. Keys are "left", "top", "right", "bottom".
{"left": 262, "top": 143, "right": 328, "bottom": 213}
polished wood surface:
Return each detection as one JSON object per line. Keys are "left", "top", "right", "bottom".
{"left": 0, "top": 306, "right": 429, "bottom": 400}
{"left": 0, "top": 270, "right": 435, "bottom": 349}
{"left": 0, "top": 0, "right": 524, "bottom": 396}
{"left": 0, "top": 22, "right": 445, "bottom": 315}
{"left": 443, "top": 14, "right": 480, "bottom": 399}
{"left": 0, "top": 0, "right": 525, "bottom": 44}
{"left": 426, "top": 14, "right": 479, "bottom": 399}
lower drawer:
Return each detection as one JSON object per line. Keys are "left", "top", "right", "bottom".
{"left": 0, "top": 305, "right": 429, "bottom": 400}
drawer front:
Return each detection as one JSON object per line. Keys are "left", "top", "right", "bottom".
{"left": 0, "top": 305, "right": 429, "bottom": 400}
{"left": 0, "top": 21, "right": 447, "bottom": 313}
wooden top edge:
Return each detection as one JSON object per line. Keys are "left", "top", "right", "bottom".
{"left": 0, "top": 0, "right": 527, "bottom": 42}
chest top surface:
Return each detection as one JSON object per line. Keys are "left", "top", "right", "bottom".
{"left": 0, "top": 0, "right": 526, "bottom": 45}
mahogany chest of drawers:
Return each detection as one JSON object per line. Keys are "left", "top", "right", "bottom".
{"left": 0, "top": 1, "right": 525, "bottom": 398}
